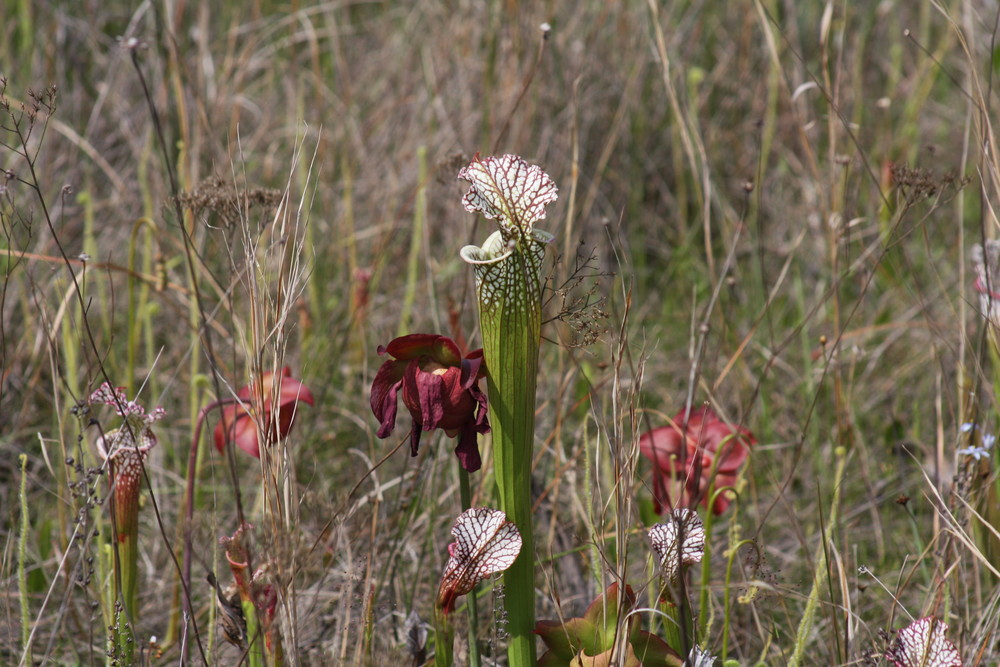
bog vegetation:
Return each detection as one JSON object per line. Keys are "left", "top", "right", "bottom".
{"left": 1, "top": 1, "right": 998, "bottom": 666}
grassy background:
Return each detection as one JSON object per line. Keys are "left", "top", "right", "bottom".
{"left": 2, "top": 0, "right": 998, "bottom": 664}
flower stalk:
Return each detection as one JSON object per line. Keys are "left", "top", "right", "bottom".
{"left": 458, "top": 154, "right": 558, "bottom": 665}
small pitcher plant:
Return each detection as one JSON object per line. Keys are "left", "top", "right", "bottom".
{"left": 90, "top": 383, "right": 165, "bottom": 663}
{"left": 458, "top": 153, "right": 558, "bottom": 665}
{"left": 649, "top": 508, "right": 706, "bottom": 656}
{"left": 220, "top": 522, "right": 279, "bottom": 667}
{"left": 885, "top": 617, "right": 962, "bottom": 667}
{"left": 433, "top": 507, "right": 521, "bottom": 666}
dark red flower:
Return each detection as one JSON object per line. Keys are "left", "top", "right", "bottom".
{"left": 370, "top": 334, "right": 490, "bottom": 472}
{"left": 213, "top": 367, "right": 314, "bottom": 459}
{"left": 639, "top": 406, "right": 754, "bottom": 515}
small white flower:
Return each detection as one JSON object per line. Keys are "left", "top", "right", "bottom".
{"left": 957, "top": 445, "right": 991, "bottom": 461}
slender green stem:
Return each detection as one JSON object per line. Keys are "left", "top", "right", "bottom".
{"left": 433, "top": 607, "right": 455, "bottom": 667}
{"left": 18, "top": 454, "right": 32, "bottom": 666}
{"left": 127, "top": 217, "right": 157, "bottom": 387}
{"left": 182, "top": 398, "right": 235, "bottom": 616}
{"left": 697, "top": 499, "right": 716, "bottom": 640}
{"left": 458, "top": 468, "right": 481, "bottom": 667}
{"left": 721, "top": 539, "right": 758, "bottom": 659}
{"left": 789, "top": 448, "right": 847, "bottom": 667}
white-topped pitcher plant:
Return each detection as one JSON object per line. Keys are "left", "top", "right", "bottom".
{"left": 458, "top": 153, "right": 558, "bottom": 666}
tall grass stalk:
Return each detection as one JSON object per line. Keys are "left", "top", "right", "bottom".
{"left": 126, "top": 217, "right": 157, "bottom": 387}
{"left": 721, "top": 538, "right": 758, "bottom": 660}
{"left": 398, "top": 146, "right": 426, "bottom": 337}
{"left": 18, "top": 454, "right": 31, "bottom": 666}
{"left": 789, "top": 447, "right": 847, "bottom": 667}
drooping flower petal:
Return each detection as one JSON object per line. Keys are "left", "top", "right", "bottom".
{"left": 453, "top": 418, "right": 483, "bottom": 472}
{"left": 370, "top": 359, "right": 406, "bottom": 438}
{"left": 403, "top": 358, "right": 448, "bottom": 429}
{"left": 459, "top": 154, "right": 558, "bottom": 238}
{"left": 213, "top": 404, "right": 263, "bottom": 458}
{"left": 273, "top": 369, "right": 315, "bottom": 411}
{"left": 649, "top": 509, "right": 706, "bottom": 582}
{"left": 437, "top": 507, "right": 522, "bottom": 613}
{"left": 885, "top": 617, "right": 962, "bottom": 667}
{"left": 385, "top": 333, "right": 463, "bottom": 366}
